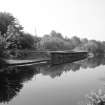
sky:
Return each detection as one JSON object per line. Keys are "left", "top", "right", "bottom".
{"left": 0, "top": 0, "right": 105, "bottom": 41}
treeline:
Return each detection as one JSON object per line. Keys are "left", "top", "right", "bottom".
{"left": 0, "top": 12, "right": 105, "bottom": 58}
{"left": 37, "top": 31, "right": 105, "bottom": 56}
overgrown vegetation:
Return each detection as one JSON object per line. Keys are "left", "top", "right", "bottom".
{"left": 0, "top": 12, "right": 105, "bottom": 58}
{"left": 85, "top": 89, "right": 105, "bottom": 105}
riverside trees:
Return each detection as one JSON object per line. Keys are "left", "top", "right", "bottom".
{"left": 0, "top": 12, "right": 105, "bottom": 58}
{"left": 0, "top": 12, "right": 38, "bottom": 58}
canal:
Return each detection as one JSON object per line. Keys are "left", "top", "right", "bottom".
{"left": 0, "top": 56, "right": 105, "bottom": 105}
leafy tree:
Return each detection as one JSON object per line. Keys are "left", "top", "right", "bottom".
{"left": 50, "top": 30, "right": 63, "bottom": 39}
{"left": 81, "top": 38, "right": 88, "bottom": 44}
{"left": 38, "top": 33, "right": 73, "bottom": 51}
{"left": 5, "top": 26, "right": 36, "bottom": 50}
{"left": 0, "top": 12, "right": 23, "bottom": 35}
{"left": 71, "top": 36, "right": 81, "bottom": 47}
{"left": 19, "top": 33, "right": 35, "bottom": 49}
{"left": 4, "top": 25, "right": 21, "bottom": 49}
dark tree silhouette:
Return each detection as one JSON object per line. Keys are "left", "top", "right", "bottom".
{"left": 0, "top": 12, "right": 22, "bottom": 35}
{"left": 0, "top": 66, "right": 39, "bottom": 103}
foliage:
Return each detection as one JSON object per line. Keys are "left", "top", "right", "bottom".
{"left": 74, "top": 40, "right": 105, "bottom": 56}
{"left": 38, "top": 31, "right": 74, "bottom": 51}
{"left": 4, "top": 25, "right": 21, "bottom": 49}
{"left": 17, "top": 32, "right": 35, "bottom": 49}
{"left": 86, "top": 89, "right": 105, "bottom": 105}
{"left": 0, "top": 12, "right": 105, "bottom": 58}
{"left": 50, "top": 30, "right": 63, "bottom": 39}
{"left": 0, "top": 12, "right": 23, "bottom": 35}
{"left": 37, "top": 30, "right": 105, "bottom": 56}
{"left": 70, "top": 36, "right": 81, "bottom": 48}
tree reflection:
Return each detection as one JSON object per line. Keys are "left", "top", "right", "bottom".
{"left": 0, "top": 56, "right": 105, "bottom": 103}
{"left": 0, "top": 66, "right": 38, "bottom": 103}
{"left": 36, "top": 55, "right": 105, "bottom": 78}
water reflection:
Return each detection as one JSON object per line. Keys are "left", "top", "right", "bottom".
{"left": 36, "top": 56, "right": 105, "bottom": 78}
{"left": 0, "top": 66, "right": 38, "bottom": 103}
{"left": 0, "top": 56, "right": 105, "bottom": 103}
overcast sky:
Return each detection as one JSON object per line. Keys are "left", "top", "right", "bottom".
{"left": 0, "top": 0, "right": 105, "bottom": 41}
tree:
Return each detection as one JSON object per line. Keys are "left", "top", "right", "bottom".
{"left": 0, "top": 12, "right": 23, "bottom": 35}
{"left": 19, "top": 33, "right": 35, "bottom": 49}
{"left": 81, "top": 38, "right": 88, "bottom": 44}
{"left": 3, "top": 25, "right": 21, "bottom": 49}
{"left": 71, "top": 36, "right": 81, "bottom": 47}
{"left": 38, "top": 34, "right": 73, "bottom": 51}
{"left": 50, "top": 30, "right": 63, "bottom": 39}
{"left": 5, "top": 26, "right": 35, "bottom": 50}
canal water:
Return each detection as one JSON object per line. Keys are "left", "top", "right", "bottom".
{"left": 0, "top": 56, "right": 105, "bottom": 105}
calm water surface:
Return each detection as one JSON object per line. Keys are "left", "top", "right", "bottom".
{"left": 0, "top": 57, "right": 105, "bottom": 105}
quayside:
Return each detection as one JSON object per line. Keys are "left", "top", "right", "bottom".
{"left": 0, "top": 51, "right": 88, "bottom": 66}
